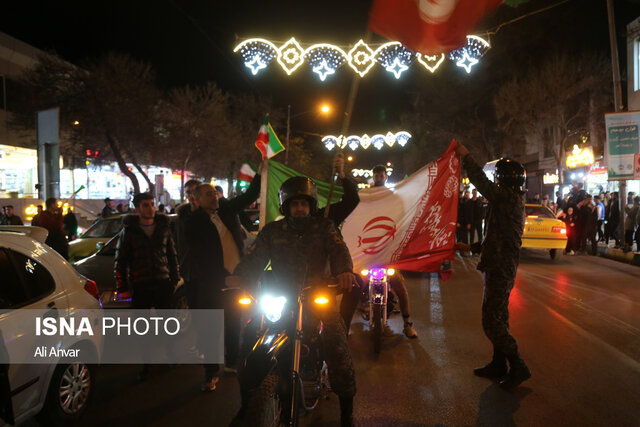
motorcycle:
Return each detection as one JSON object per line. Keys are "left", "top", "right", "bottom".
{"left": 233, "top": 279, "right": 339, "bottom": 427}
{"left": 358, "top": 267, "right": 396, "bottom": 353}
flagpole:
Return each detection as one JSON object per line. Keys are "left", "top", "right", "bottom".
{"left": 258, "top": 158, "right": 269, "bottom": 230}
{"left": 324, "top": 30, "right": 371, "bottom": 218}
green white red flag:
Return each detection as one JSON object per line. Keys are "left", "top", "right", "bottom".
{"left": 254, "top": 116, "right": 285, "bottom": 159}
{"left": 237, "top": 163, "right": 257, "bottom": 182}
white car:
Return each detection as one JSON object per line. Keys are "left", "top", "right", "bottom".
{"left": 0, "top": 226, "right": 103, "bottom": 425}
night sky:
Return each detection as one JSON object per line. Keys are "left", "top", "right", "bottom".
{"left": 3, "top": 0, "right": 640, "bottom": 171}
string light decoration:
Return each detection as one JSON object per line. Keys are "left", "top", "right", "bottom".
{"left": 305, "top": 44, "right": 348, "bottom": 81}
{"left": 416, "top": 53, "right": 445, "bottom": 73}
{"left": 352, "top": 167, "right": 393, "bottom": 178}
{"left": 234, "top": 36, "right": 491, "bottom": 79}
{"left": 375, "top": 42, "right": 415, "bottom": 79}
{"left": 277, "top": 37, "right": 305, "bottom": 75}
{"left": 448, "top": 36, "right": 490, "bottom": 74}
{"left": 233, "top": 38, "right": 278, "bottom": 75}
{"left": 323, "top": 131, "right": 412, "bottom": 151}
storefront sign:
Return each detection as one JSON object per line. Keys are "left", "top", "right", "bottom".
{"left": 566, "top": 145, "right": 594, "bottom": 169}
{"left": 605, "top": 111, "right": 640, "bottom": 180}
{"left": 543, "top": 173, "right": 559, "bottom": 184}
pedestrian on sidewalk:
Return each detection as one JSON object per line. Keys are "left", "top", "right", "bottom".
{"left": 455, "top": 143, "right": 531, "bottom": 389}
{"left": 559, "top": 206, "right": 577, "bottom": 255}
{"left": 114, "top": 192, "right": 180, "bottom": 380}
{"left": 623, "top": 196, "right": 639, "bottom": 252}
{"left": 595, "top": 195, "right": 605, "bottom": 242}
{"left": 39, "top": 198, "right": 69, "bottom": 259}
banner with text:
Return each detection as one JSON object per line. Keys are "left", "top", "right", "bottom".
{"left": 605, "top": 111, "right": 640, "bottom": 180}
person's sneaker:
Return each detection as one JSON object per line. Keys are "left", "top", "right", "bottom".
{"left": 473, "top": 362, "right": 508, "bottom": 379}
{"left": 403, "top": 322, "right": 418, "bottom": 338}
{"left": 500, "top": 364, "right": 531, "bottom": 389}
{"left": 201, "top": 377, "right": 219, "bottom": 392}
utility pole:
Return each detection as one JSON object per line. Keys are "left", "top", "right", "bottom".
{"left": 606, "top": 0, "right": 626, "bottom": 248}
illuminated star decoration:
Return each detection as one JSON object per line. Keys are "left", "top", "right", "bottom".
{"left": 305, "top": 44, "right": 347, "bottom": 81}
{"left": 374, "top": 42, "right": 415, "bottom": 79}
{"left": 233, "top": 39, "right": 278, "bottom": 76}
{"left": 448, "top": 35, "right": 490, "bottom": 74}
{"left": 233, "top": 36, "right": 490, "bottom": 78}
{"left": 323, "top": 132, "right": 412, "bottom": 151}
{"left": 247, "top": 55, "right": 267, "bottom": 75}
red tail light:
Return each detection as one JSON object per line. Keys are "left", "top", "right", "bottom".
{"left": 84, "top": 279, "right": 100, "bottom": 300}
{"left": 552, "top": 226, "right": 567, "bottom": 234}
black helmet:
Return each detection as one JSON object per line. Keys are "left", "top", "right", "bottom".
{"left": 495, "top": 158, "right": 526, "bottom": 192}
{"left": 279, "top": 176, "right": 318, "bottom": 215}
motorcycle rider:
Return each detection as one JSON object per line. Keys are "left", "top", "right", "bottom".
{"left": 455, "top": 144, "right": 531, "bottom": 389}
{"left": 228, "top": 176, "right": 357, "bottom": 426}
{"left": 371, "top": 165, "right": 418, "bottom": 338}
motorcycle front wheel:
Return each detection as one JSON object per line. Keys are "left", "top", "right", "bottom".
{"left": 373, "top": 304, "right": 383, "bottom": 354}
{"left": 243, "top": 373, "right": 282, "bottom": 427}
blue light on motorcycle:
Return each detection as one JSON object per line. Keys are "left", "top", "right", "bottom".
{"left": 370, "top": 268, "right": 386, "bottom": 280}
{"left": 260, "top": 295, "right": 287, "bottom": 323}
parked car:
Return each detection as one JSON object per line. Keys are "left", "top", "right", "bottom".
{"left": 521, "top": 204, "right": 567, "bottom": 260}
{"left": 73, "top": 216, "right": 188, "bottom": 309}
{"left": 0, "top": 226, "right": 103, "bottom": 425}
{"left": 68, "top": 215, "right": 123, "bottom": 261}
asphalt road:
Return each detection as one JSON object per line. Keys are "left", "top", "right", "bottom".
{"left": 30, "top": 250, "right": 640, "bottom": 426}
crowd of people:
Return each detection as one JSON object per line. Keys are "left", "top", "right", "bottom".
{"left": 533, "top": 184, "right": 640, "bottom": 254}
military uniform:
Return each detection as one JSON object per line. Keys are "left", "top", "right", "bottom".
{"left": 234, "top": 215, "right": 356, "bottom": 398}
{"left": 463, "top": 154, "right": 525, "bottom": 363}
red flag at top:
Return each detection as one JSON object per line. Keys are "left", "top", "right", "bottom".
{"left": 369, "top": 0, "right": 503, "bottom": 55}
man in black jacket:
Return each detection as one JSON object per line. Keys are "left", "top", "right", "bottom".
{"left": 114, "top": 192, "right": 179, "bottom": 380}
{"left": 184, "top": 183, "right": 238, "bottom": 391}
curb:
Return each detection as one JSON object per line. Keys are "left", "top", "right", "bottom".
{"left": 595, "top": 245, "right": 640, "bottom": 267}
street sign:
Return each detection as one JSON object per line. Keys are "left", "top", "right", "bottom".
{"left": 604, "top": 111, "right": 640, "bottom": 180}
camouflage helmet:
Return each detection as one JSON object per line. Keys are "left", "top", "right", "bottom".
{"left": 279, "top": 176, "right": 318, "bottom": 215}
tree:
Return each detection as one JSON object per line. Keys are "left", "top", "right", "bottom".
{"left": 158, "top": 83, "right": 231, "bottom": 200}
{"left": 493, "top": 52, "right": 612, "bottom": 183}
{"left": 12, "top": 52, "right": 162, "bottom": 195}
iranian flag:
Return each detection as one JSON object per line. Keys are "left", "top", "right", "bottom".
{"left": 262, "top": 141, "right": 460, "bottom": 273}
{"left": 341, "top": 140, "right": 461, "bottom": 272}
{"left": 255, "top": 116, "right": 285, "bottom": 159}
{"left": 237, "top": 163, "right": 257, "bottom": 182}
{"left": 369, "top": 0, "right": 503, "bottom": 54}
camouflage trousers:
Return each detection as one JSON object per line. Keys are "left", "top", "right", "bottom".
{"left": 481, "top": 270, "right": 519, "bottom": 358}
{"left": 321, "top": 310, "right": 357, "bottom": 398}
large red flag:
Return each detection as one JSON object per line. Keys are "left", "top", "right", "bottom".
{"left": 369, "top": 0, "right": 503, "bottom": 55}
{"left": 341, "top": 140, "right": 461, "bottom": 273}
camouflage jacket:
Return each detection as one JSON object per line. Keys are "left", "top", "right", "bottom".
{"left": 233, "top": 215, "right": 353, "bottom": 290}
{"left": 463, "top": 154, "right": 525, "bottom": 275}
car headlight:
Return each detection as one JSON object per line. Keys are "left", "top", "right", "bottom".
{"left": 260, "top": 295, "right": 287, "bottom": 323}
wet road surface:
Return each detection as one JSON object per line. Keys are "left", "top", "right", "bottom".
{"left": 31, "top": 250, "right": 640, "bottom": 426}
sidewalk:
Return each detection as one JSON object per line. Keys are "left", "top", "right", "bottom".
{"left": 595, "top": 243, "right": 640, "bottom": 267}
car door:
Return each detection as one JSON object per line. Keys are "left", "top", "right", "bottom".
{"left": 0, "top": 247, "right": 67, "bottom": 422}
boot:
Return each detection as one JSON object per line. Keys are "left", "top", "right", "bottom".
{"left": 473, "top": 348, "right": 508, "bottom": 379}
{"left": 500, "top": 354, "right": 531, "bottom": 389}
{"left": 339, "top": 396, "right": 354, "bottom": 427}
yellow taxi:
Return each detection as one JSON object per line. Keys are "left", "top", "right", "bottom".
{"left": 521, "top": 204, "right": 567, "bottom": 260}
{"left": 68, "top": 215, "right": 123, "bottom": 261}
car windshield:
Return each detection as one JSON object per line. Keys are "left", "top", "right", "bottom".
{"left": 525, "top": 205, "right": 555, "bottom": 219}
{"left": 82, "top": 218, "right": 122, "bottom": 238}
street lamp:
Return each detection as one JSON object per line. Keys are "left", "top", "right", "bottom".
{"left": 285, "top": 103, "right": 331, "bottom": 164}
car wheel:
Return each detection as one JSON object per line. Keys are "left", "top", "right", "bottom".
{"left": 38, "top": 362, "right": 94, "bottom": 426}
{"left": 549, "top": 249, "right": 561, "bottom": 261}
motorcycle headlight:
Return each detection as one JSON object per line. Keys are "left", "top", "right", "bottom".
{"left": 260, "top": 295, "right": 287, "bottom": 323}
